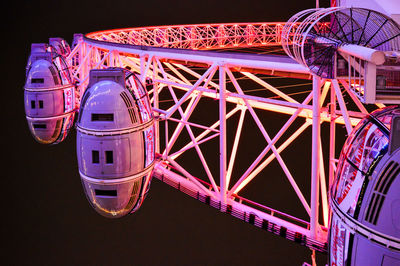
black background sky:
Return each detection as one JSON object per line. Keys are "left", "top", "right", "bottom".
{"left": 3, "top": 0, "right": 332, "bottom": 265}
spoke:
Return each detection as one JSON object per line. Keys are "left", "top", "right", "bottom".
{"left": 350, "top": 8, "right": 354, "bottom": 43}
{"left": 332, "top": 79, "right": 353, "bottom": 134}
{"left": 357, "top": 10, "right": 371, "bottom": 45}
{"left": 226, "top": 107, "right": 246, "bottom": 189}
{"left": 333, "top": 12, "right": 350, "bottom": 43}
{"left": 364, "top": 18, "right": 388, "bottom": 47}
{"left": 303, "top": 44, "right": 332, "bottom": 60}
{"left": 371, "top": 32, "right": 400, "bottom": 49}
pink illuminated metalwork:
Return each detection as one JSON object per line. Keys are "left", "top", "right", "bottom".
{"left": 62, "top": 20, "right": 394, "bottom": 252}
{"left": 87, "top": 23, "right": 295, "bottom": 50}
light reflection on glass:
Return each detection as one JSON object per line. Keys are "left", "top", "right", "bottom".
{"left": 144, "top": 127, "right": 155, "bottom": 167}
{"left": 330, "top": 215, "right": 352, "bottom": 266}
{"left": 125, "top": 73, "right": 153, "bottom": 123}
{"left": 333, "top": 112, "right": 389, "bottom": 218}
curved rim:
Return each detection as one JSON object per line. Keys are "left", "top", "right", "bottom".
{"left": 79, "top": 163, "right": 155, "bottom": 185}
{"left": 76, "top": 117, "right": 154, "bottom": 136}
{"left": 330, "top": 198, "right": 400, "bottom": 249}
{"left": 24, "top": 83, "right": 75, "bottom": 92}
{"left": 26, "top": 110, "right": 76, "bottom": 121}
{"left": 84, "top": 22, "right": 293, "bottom": 52}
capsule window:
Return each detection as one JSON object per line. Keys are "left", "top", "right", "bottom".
{"left": 105, "top": 151, "right": 113, "bottom": 164}
{"left": 31, "top": 100, "right": 35, "bottom": 109}
{"left": 33, "top": 124, "right": 46, "bottom": 129}
{"left": 39, "top": 100, "right": 43, "bottom": 109}
{"left": 31, "top": 78, "right": 44, "bottom": 84}
{"left": 78, "top": 91, "right": 91, "bottom": 123}
{"left": 92, "top": 150, "right": 99, "bottom": 164}
{"left": 95, "top": 189, "right": 117, "bottom": 197}
{"left": 91, "top": 113, "right": 114, "bottom": 121}
{"left": 48, "top": 66, "right": 60, "bottom": 85}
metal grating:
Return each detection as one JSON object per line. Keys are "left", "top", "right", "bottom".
{"left": 48, "top": 65, "right": 60, "bottom": 85}
{"left": 365, "top": 161, "right": 400, "bottom": 225}
{"left": 120, "top": 91, "right": 138, "bottom": 124}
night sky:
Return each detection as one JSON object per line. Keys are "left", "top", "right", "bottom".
{"left": 4, "top": 0, "right": 332, "bottom": 265}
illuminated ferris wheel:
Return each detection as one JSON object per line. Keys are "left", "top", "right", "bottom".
{"left": 23, "top": 1, "right": 400, "bottom": 265}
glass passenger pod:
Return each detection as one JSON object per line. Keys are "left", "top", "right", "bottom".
{"left": 332, "top": 107, "right": 393, "bottom": 218}
{"left": 24, "top": 50, "right": 76, "bottom": 144}
{"left": 76, "top": 69, "right": 154, "bottom": 178}
{"left": 77, "top": 68, "right": 155, "bottom": 218}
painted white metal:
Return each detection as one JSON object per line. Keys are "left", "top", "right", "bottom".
{"left": 219, "top": 66, "right": 227, "bottom": 204}
{"left": 310, "top": 76, "right": 321, "bottom": 239}
{"left": 339, "top": 44, "right": 386, "bottom": 65}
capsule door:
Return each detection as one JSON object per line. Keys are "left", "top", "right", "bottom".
{"left": 25, "top": 90, "right": 64, "bottom": 118}
{"left": 78, "top": 134, "right": 145, "bottom": 178}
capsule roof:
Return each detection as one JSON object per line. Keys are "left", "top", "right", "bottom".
{"left": 78, "top": 68, "right": 153, "bottom": 132}
{"left": 25, "top": 57, "right": 61, "bottom": 89}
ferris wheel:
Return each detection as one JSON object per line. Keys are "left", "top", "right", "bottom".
{"left": 23, "top": 1, "right": 400, "bottom": 265}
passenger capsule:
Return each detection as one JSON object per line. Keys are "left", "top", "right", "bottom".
{"left": 76, "top": 68, "right": 155, "bottom": 218}
{"left": 24, "top": 43, "right": 76, "bottom": 144}
{"left": 329, "top": 106, "right": 400, "bottom": 266}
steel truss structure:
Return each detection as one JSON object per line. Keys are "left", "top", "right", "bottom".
{"left": 86, "top": 23, "right": 297, "bottom": 50}
{"left": 65, "top": 23, "right": 384, "bottom": 252}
